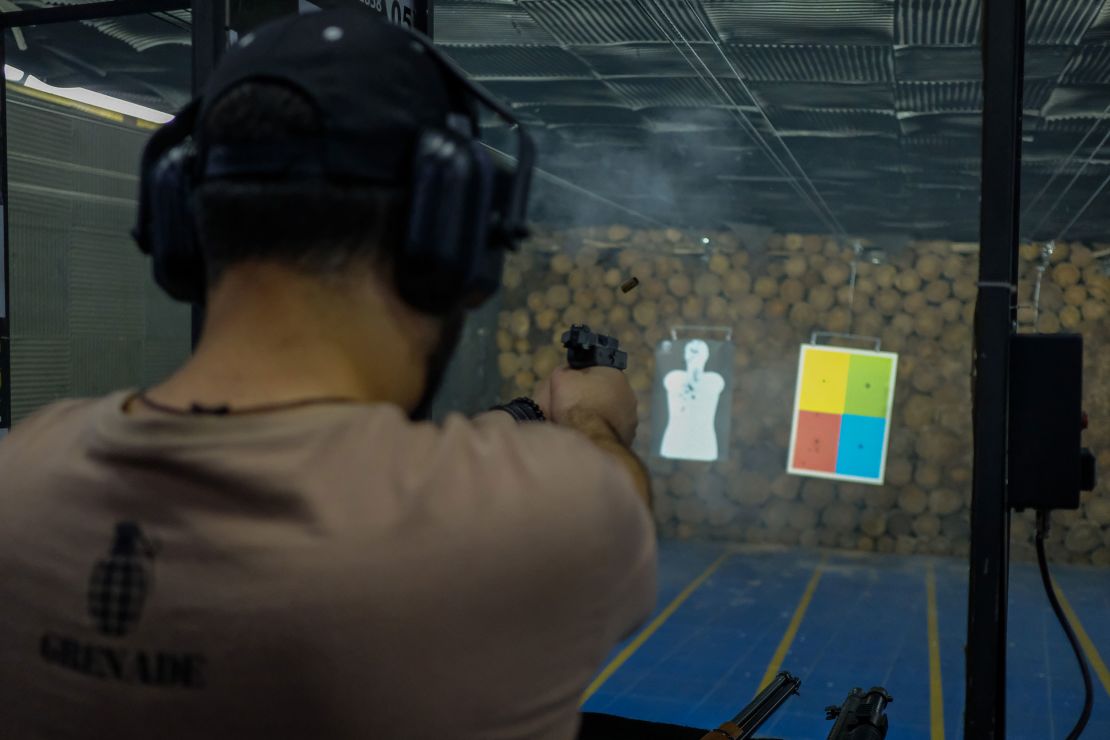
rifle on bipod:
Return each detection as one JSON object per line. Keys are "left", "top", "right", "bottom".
{"left": 824, "top": 687, "right": 892, "bottom": 740}
{"left": 699, "top": 672, "right": 801, "bottom": 740}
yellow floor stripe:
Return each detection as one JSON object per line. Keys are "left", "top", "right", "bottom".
{"left": 926, "top": 564, "right": 945, "bottom": 740}
{"left": 757, "top": 559, "right": 824, "bottom": 693}
{"left": 1054, "top": 583, "right": 1110, "bottom": 699}
{"left": 580, "top": 550, "right": 732, "bottom": 705}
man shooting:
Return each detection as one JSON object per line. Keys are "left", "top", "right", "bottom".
{"left": 0, "top": 10, "right": 655, "bottom": 739}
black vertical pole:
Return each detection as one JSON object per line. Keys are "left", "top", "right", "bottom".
{"left": 0, "top": 32, "right": 11, "bottom": 433}
{"left": 418, "top": 0, "right": 432, "bottom": 36}
{"left": 964, "top": 0, "right": 1025, "bottom": 737}
{"left": 190, "top": 0, "right": 227, "bottom": 348}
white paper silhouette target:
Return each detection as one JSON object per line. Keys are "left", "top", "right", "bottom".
{"left": 652, "top": 338, "right": 733, "bottom": 461}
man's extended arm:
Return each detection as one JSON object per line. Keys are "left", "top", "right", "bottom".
{"left": 473, "top": 405, "right": 651, "bottom": 509}
{"left": 557, "top": 408, "right": 652, "bottom": 510}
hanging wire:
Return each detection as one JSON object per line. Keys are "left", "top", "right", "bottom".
{"left": 637, "top": 0, "right": 881, "bottom": 346}
{"left": 456, "top": 1, "right": 688, "bottom": 234}
{"left": 634, "top": 0, "right": 848, "bottom": 240}
{"left": 1030, "top": 241, "right": 1055, "bottom": 331}
{"left": 633, "top": 0, "right": 829, "bottom": 226}
{"left": 846, "top": 240, "right": 863, "bottom": 334}
{"left": 480, "top": 142, "right": 667, "bottom": 228}
{"left": 642, "top": 0, "right": 846, "bottom": 239}
{"left": 1052, "top": 166, "right": 1110, "bottom": 244}
{"left": 508, "top": 1, "right": 720, "bottom": 232}
{"left": 1024, "top": 103, "right": 1110, "bottom": 222}
{"left": 675, "top": 0, "right": 850, "bottom": 241}
{"left": 647, "top": 1, "right": 869, "bottom": 341}
{"left": 1028, "top": 119, "right": 1110, "bottom": 240}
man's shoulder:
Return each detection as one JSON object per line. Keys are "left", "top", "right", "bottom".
{"left": 1, "top": 395, "right": 107, "bottom": 451}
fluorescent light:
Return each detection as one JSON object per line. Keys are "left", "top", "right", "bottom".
{"left": 4, "top": 65, "right": 24, "bottom": 82}
{"left": 23, "top": 75, "right": 173, "bottom": 124}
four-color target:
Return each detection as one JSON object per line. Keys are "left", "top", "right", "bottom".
{"left": 787, "top": 344, "right": 898, "bottom": 484}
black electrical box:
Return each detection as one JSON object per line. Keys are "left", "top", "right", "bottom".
{"left": 1008, "top": 333, "right": 1095, "bottom": 511}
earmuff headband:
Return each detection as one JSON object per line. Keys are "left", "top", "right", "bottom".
{"left": 134, "top": 16, "right": 535, "bottom": 314}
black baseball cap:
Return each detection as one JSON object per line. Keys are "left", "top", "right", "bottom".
{"left": 195, "top": 8, "right": 477, "bottom": 179}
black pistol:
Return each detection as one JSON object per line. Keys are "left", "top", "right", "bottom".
{"left": 699, "top": 672, "right": 801, "bottom": 740}
{"left": 825, "top": 687, "right": 892, "bottom": 740}
{"left": 561, "top": 324, "right": 628, "bottom": 371}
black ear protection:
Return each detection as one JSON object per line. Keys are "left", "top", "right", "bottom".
{"left": 132, "top": 30, "right": 535, "bottom": 315}
{"left": 133, "top": 99, "right": 205, "bottom": 304}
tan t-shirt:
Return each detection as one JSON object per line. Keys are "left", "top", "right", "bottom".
{"left": 0, "top": 391, "right": 656, "bottom": 739}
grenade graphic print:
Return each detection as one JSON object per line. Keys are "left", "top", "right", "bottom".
{"left": 87, "top": 522, "right": 155, "bottom": 637}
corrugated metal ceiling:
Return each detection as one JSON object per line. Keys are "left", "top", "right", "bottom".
{"left": 4, "top": 2, "right": 191, "bottom": 111}
{"left": 440, "top": 0, "right": 1110, "bottom": 241}
{"left": 2, "top": 1, "right": 1107, "bottom": 242}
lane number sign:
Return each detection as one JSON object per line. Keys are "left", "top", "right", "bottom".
{"left": 360, "top": 0, "right": 415, "bottom": 29}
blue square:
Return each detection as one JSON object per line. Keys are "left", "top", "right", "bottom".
{"left": 835, "top": 414, "right": 886, "bottom": 479}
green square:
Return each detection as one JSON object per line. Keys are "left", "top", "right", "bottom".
{"left": 844, "top": 355, "right": 893, "bottom": 418}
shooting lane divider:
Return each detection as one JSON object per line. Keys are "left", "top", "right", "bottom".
{"left": 756, "top": 558, "right": 825, "bottom": 694}
{"left": 579, "top": 550, "right": 734, "bottom": 706}
{"left": 925, "top": 563, "right": 945, "bottom": 740}
{"left": 1053, "top": 583, "right": 1110, "bottom": 700}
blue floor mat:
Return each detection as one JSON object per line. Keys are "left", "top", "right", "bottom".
{"left": 582, "top": 541, "right": 1110, "bottom": 740}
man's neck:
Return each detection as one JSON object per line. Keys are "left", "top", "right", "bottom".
{"left": 143, "top": 263, "right": 429, "bottom": 412}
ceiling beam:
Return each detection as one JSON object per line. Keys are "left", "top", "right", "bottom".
{"left": 0, "top": 0, "right": 189, "bottom": 29}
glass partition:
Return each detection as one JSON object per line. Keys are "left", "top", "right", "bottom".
{"left": 442, "top": 2, "right": 983, "bottom": 737}
{"left": 441, "top": 1, "right": 983, "bottom": 558}
{"left": 1015, "top": 11, "right": 1110, "bottom": 570}
{"left": 3, "top": 11, "right": 192, "bottom": 425}
{"left": 1011, "top": 10, "right": 1110, "bottom": 738}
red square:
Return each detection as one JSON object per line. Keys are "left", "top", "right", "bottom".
{"left": 792, "top": 411, "right": 841, "bottom": 472}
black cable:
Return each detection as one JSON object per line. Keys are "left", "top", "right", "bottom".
{"left": 1034, "top": 510, "right": 1093, "bottom": 740}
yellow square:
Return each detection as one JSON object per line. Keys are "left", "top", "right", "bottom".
{"left": 799, "top": 348, "right": 850, "bottom": 414}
